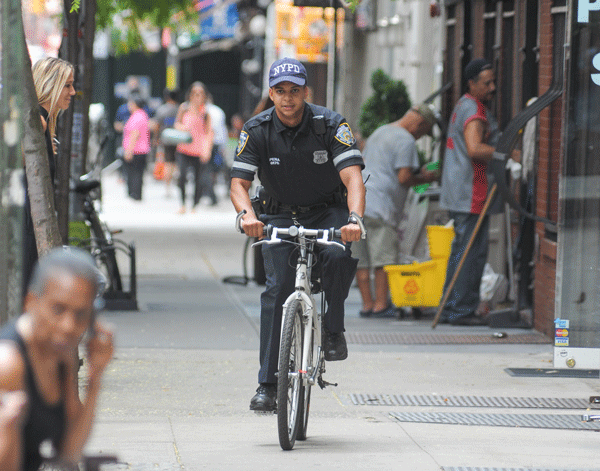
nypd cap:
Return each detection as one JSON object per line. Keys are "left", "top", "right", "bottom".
{"left": 268, "top": 57, "right": 307, "bottom": 88}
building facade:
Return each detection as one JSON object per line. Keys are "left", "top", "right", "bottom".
{"left": 441, "top": 0, "right": 600, "bottom": 370}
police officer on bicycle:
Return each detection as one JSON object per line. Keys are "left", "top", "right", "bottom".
{"left": 230, "top": 57, "right": 366, "bottom": 412}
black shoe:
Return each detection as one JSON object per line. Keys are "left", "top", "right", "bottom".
{"left": 359, "top": 309, "right": 372, "bottom": 318}
{"left": 322, "top": 328, "right": 348, "bottom": 361}
{"left": 450, "top": 314, "right": 488, "bottom": 326}
{"left": 249, "top": 383, "right": 277, "bottom": 412}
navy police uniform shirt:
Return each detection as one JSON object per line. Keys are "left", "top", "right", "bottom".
{"left": 231, "top": 103, "right": 364, "bottom": 207}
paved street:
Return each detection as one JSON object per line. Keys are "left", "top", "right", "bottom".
{"left": 83, "top": 170, "right": 600, "bottom": 471}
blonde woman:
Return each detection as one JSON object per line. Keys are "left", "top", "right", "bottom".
{"left": 23, "top": 57, "right": 76, "bottom": 297}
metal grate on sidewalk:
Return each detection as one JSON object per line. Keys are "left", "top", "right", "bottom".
{"left": 442, "top": 468, "right": 600, "bottom": 471}
{"left": 345, "top": 332, "right": 550, "bottom": 345}
{"left": 98, "top": 464, "right": 182, "bottom": 471}
{"left": 348, "top": 394, "right": 592, "bottom": 409}
{"left": 389, "top": 411, "right": 600, "bottom": 430}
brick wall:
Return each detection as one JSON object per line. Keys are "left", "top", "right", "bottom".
{"left": 533, "top": 0, "right": 562, "bottom": 336}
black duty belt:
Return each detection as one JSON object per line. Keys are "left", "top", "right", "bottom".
{"left": 278, "top": 202, "right": 331, "bottom": 214}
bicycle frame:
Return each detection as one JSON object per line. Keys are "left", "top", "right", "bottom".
{"left": 251, "top": 225, "right": 344, "bottom": 386}
{"left": 280, "top": 233, "right": 322, "bottom": 388}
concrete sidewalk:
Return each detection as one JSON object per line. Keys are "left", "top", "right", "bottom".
{"left": 87, "top": 276, "right": 600, "bottom": 471}
{"left": 83, "top": 170, "right": 600, "bottom": 471}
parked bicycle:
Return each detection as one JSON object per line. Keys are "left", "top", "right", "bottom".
{"left": 69, "top": 137, "right": 138, "bottom": 310}
{"left": 236, "top": 211, "right": 366, "bottom": 450}
{"left": 71, "top": 175, "right": 122, "bottom": 293}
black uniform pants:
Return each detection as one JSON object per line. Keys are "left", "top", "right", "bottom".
{"left": 258, "top": 204, "right": 358, "bottom": 384}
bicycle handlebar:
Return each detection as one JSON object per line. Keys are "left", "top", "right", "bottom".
{"left": 264, "top": 225, "right": 342, "bottom": 240}
{"left": 253, "top": 225, "right": 345, "bottom": 251}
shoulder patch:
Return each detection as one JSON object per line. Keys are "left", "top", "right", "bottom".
{"left": 335, "top": 123, "right": 356, "bottom": 146}
{"left": 236, "top": 131, "right": 249, "bottom": 156}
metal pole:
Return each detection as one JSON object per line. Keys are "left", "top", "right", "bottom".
{"left": 326, "top": 1, "right": 336, "bottom": 109}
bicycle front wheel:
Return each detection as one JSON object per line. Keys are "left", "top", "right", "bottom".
{"left": 277, "top": 298, "right": 305, "bottom": 450}
{"left": 297, "top": 317, "right": 315, "bottom": 441}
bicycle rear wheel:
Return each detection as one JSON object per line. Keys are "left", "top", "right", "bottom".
{"left": 89, "top": 212, "right": 123, "bottom": 292}
{"left": 277, "top": 298, "right": 304, "bottom": 450}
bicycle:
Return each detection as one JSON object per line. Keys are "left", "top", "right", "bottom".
{"left": 71, "top": 176, "right": 123, "bottom": 293}
{"left": 236, "top": 211, "right": 366, "bottom": 450}
{"left": 69, "top": 137, "right": 138, "bottom": 310}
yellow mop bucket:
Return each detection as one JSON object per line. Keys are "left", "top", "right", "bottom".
{"left": 426, "top": 225, "right": 455, "bottom": 259}
{"left": 384, "top": 225, "right": 455, "bottom": 307}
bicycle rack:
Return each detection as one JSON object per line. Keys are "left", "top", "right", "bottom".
{"left": 101, "top": 239, "right": 138, "bottom": 311}
{"left": 70, "top": 236, "right": 138, "bottom": 311}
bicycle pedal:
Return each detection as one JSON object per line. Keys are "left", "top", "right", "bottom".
{"left": 253, "top": 410, "right": 276, "bottom": 416}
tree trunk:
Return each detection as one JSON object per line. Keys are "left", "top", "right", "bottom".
{"left": 57, "top": 0, "right": 96, "bottom": 243}
{"left": 80, "top": 0, "right": 97, "bottom": 173}
{"left": 20, "top": 18, "right": 63, "bottom": 256}
{"left": 0, "top": 0, "right": 27, "bottom": 324}
{"left": 56, "top": 0, "right": 79, "bottom": 244}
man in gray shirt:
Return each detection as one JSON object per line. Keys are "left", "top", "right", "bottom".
{"left": 354, "top": 104, "right": 439, "bottom": 317}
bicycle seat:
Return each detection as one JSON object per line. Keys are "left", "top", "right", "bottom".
{"left": 73, "top": 178, "right": 100, "bottom": 194}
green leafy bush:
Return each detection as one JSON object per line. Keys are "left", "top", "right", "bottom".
{"left": 358, "top": 69, "right": 411, "bottom": 138}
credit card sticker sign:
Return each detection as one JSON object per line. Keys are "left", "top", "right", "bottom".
{"left": 554, "top": 318, "right": 569, "bottom": 346}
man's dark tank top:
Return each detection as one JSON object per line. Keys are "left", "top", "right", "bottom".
{"left": 0, "top": 320, "right": 66, "bottom": 471}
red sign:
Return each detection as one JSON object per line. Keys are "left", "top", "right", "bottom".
{"left": 403, "top": 279, "right": 419, "bottom": 295}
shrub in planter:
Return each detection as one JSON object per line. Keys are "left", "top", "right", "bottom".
{"left": 358, "top": 69, "right": 411, "bottom": 139}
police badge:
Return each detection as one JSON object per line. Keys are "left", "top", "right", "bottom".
{"left": 335, "top": 123, "right": 356, "bottom": 146}
{"left": 236, "top": 131, "right": 249, "bottom": 156}
{"left": 313, "top": 150, "right": 328, "bottom": 164}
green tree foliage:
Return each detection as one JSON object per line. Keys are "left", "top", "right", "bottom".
{"left": 93, "top": 0, "right": 195, "bottom": 28}
{"left": 92, "top": 0, "right": 198, "bottom": 53}
{"left": 357, "top": 69, "right": 411, "bottom": 138}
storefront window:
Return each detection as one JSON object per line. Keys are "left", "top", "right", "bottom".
{"left": 555, "top": 9, "right": 600, "bottom": 366}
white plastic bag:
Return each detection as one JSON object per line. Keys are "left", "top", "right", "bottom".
{"left": 479, "top": 263, "right": 506, "bottom": 303}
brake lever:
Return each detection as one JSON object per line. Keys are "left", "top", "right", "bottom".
{"left": 350, "top": 211, "right": 367, "bottom": 240}
{"left": 251, "top": 227, "right": 282, "bottom": 247}
{"left": 316, "top": 230, "right": 346, "bottom": 251}
{"left": 235, "top": 209, "right": 246, "bottom": 233}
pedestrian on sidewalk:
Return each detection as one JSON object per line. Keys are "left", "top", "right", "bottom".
{"left": 205, "top": 93, "right": 229, "bottom": 205}
{"left": 150, "top": 88, "right": 180, "bottom": 197}
{"left": 354, "top": 104, "right": 439, "bottom": 318}
{"left": 122, "top": 94, "right": 151, "bottom": 201}
{"left": 23, "top": 57, "right": 76, "bottom": 300}
{"left": 174, "top": 82, "right": 214, "bottom": 213}
{"left": 0, "top": 247, "right": 114, "bottom": 471}
{"left": 439, "top": 58, "right": 500, "bottom": 326}
{"left": 230, "top": 57, "right": 365, "bottom": 412}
